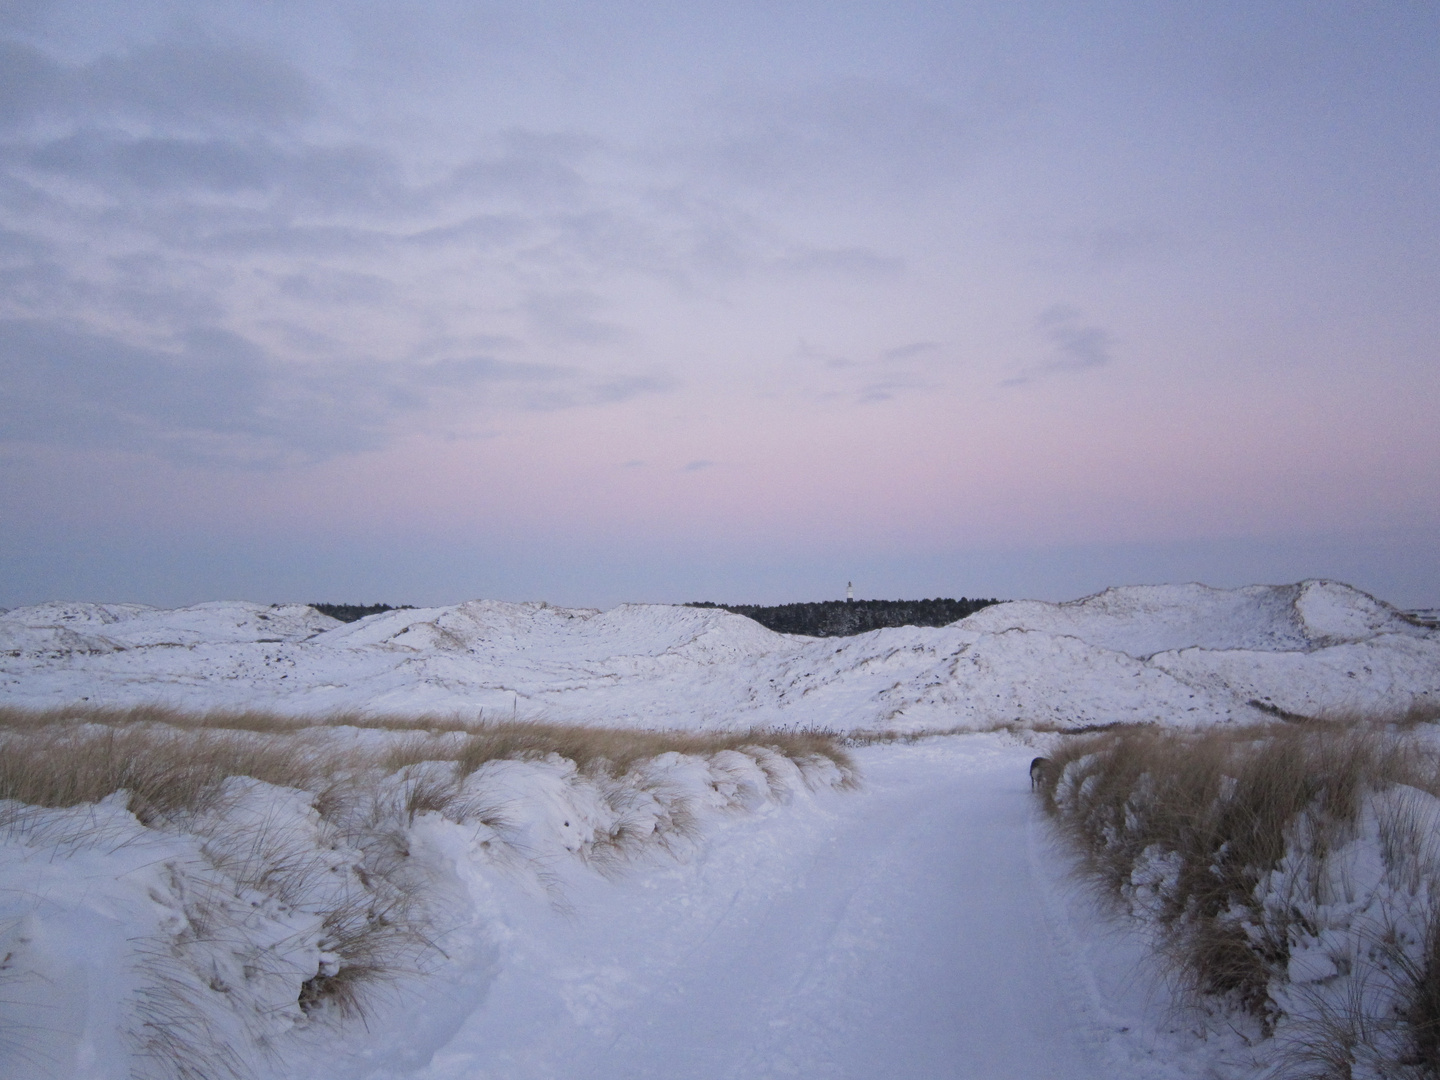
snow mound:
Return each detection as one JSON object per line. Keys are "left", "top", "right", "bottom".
{"left": 0, "top": 600, "right": 340, "bottom": 647}
{"left": 0, "top": 739, "right": 843, "bottom": 1080}
{"left": 957, "top": 580, "right": 1424, "bottom": 658}
{"left": 0, "top": 581, "right": 1434, "bottom": 732}
{"left": 319, "top": 599, "right": 779, "bottom": 666}
{"left": 1291, "top": 578, "right": 1419, "bottom": 644}
{"left": 0, "top": 601, "right": 155, "bottom": 627}
{"left": 0, "top": 623, "right": 125, "bottom": 658}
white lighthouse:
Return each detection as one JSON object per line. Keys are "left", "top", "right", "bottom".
{"left": 846, "top": 581, "right": 854, "bottom": 603}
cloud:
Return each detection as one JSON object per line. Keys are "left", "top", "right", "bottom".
{"left": 591, "top": 373, "right": 673, "bottom": 403}
{"left": 0, "top": 24, "right": 1002, "bottom": 460}
{"left": 796, "top": 338, "right": 947, "bottom": 404}
{"left": 0, "top": 40, "right": 62, "bottom": 130}
{"left": 520, "top": 290, "right": 628, "bottom": 345}
{"left": 0, "top": 318, "right": 667, "bottom": 466}
{"left": 450, "top": 130, "right": 598, "bottom": 202}
{"left": 882, "top": 341, "right": 940, "bottom": 361}
{"left": 776, "top": 245, "right": 904, "bottom": 278}
{"left": 855, "top": 370, "right": 937, "bottom": 404}
{"left": 25, "top": 130, "right": 396, "bottom": 202}
{"left": 0, "top": 1, "right": 50, "bottom": 35}
{"left": 795, "top": 339, "right": 851, "bottom": 369}
{"left": 1080, "top": 223, "right": 1166, "bottom": 266}
{"left": 31, "top": 132, "right": 283, "bottom": 193}
{"left": 0, "top": 35, "right": 316, "bottom": 133}
{"left": 410, "top": 355, "right": 569, "bottom": 388}
{"left": 81, "top": 36, "right": 318, "bottom": 129}
{"left": 0, "top": 31, "right": 945, "bottom": 394}
{"left": 274, "top": 269, "right": 395, "bottom": 306}
{"left": 678, "top": 77, "right": 989, "bottom": 200}
{"left": 0, "top": 32, "right": 399, "bottom": 257}
{"left": 1037, "top": 304, "right": 1113, "bottom": 371}
{"left": 0, "top": 223, "right": 52, "bottom": 263}
{"left": 682, "top": 459, "right": 715, "bottom": 472}
{"left": 1003, "top": 305, "right": 1115, "bottom": 385}
{"left": 406, "top": 214, "right": 533, "bottom": 249}
{"left": 0, "top": 320, "right": 277, "bottom": 459}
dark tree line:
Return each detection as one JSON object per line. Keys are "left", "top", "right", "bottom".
{"left": 686, "top": 597, "right": 1003, "bottom": 637}
{"left": 310, "top": 603, "right": 416, "bottom": 623}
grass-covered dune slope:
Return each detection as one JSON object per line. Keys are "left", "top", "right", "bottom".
{"left": 2, "top": 580, "right": 1435, "bottom": 732}
{"left": 0, "top": 708, "right": 853, "bottom": 1080}
{"left": 1037, "top": 714, "right": 1440, "bottom": 1078}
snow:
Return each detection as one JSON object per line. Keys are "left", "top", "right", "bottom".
{"left": 2, "top": 600, "right": 340, "bottom": 647}
{"left": 400, "top": 740, "right": 1112, "bottom": 1080}
{"left": 2, "top": 580, "right": 1434, "bottom": 730}
{"left": 0, "top": 742, "right": 850, "bottom": 1080}
{"left": 0, "top": 796, "right": 165, "bottom": 1077}
{"left": 2, "top": 579, "right": 1438, "bottom": 1078}
{"left": 2, "top": 735, "right": 1251, "bottom": 1080}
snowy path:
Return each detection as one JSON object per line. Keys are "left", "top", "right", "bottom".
{"left": 396, "top": 740, "right": 1111, "bottom": 1080}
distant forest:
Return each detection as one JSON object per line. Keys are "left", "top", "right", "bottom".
{"left": 311, "top": 603, "right": 415, "bottom": 623}
{"left": 686, "top": 597, "right": 1002, "bottom": 637}
{"left": 309, "top": 598, "right": 1004, "bottom": 634}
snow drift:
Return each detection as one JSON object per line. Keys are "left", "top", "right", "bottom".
{"left": 0, "top": 724, "right": 850, "bottom": 1080}
{"left": 1, "top": 580, "right": 1434, "bottom": 731}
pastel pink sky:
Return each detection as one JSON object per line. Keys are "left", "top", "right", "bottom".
{"left": 1, "top": 1, "right": 1436, "bottom": 608}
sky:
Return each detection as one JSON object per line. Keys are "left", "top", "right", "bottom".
{"left": 1, "top": 0, "right": 1437, "bottom": 610}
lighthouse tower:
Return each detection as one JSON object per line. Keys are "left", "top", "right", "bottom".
{"left": 846, "top": 581, "right": 854, "bottom": 603}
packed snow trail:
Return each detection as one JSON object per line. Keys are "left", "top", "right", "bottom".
{"left": 398, "top": 741, "right": 1108, "bottom": 1080}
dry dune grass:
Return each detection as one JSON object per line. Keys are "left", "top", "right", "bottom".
{"left": 1036, "top": 716, "right": 1440, "bottom": 1075}
{"left": 443, "top": 720, "right": 851, "bottom": 777}
{"left": 1041, "top": 723, "right": 1391, "bottom": 1008}
{"left": 0, "top": 726, "right": 328, "bottom": 825}
{"left": 0, "top": 705, "right": 854, "bottom": 825}
{"left": 841, "top": 718, "right": 1136, "bottom": 747}
{"left": 0, "top": 702, "right": 488, "bottom": 735}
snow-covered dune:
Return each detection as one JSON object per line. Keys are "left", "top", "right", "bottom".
{"left": 2, "top": 580, "right": 1435, "bottom": 730}
{"left": 1, "top": 582, "right": 1438, "bottom": 1080}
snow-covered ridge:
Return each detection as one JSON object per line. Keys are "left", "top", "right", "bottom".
{"left": 2, "top": 581, "right": 1435, "bottom": 730}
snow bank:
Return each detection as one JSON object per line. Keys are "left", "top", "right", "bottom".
{"left": 1, "top": 581, "right": 1434, "bottom": 731}
{"left": 1044, "top": 723, "right": 1440, "bottom": 1076}
{"left": 1259, "top": 784, "right": 1440, "bottom": 1069}
{"left": 0, "top": 742, "right": 844, "bottom": 1080}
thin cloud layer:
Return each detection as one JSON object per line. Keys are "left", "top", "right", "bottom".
{"left": 1002, "top": 306, "right": 1115, "bottom": 386}
{"left": 0, "top": 319, "right": 663, "bottom": 465}
{"left": 679, "top": 76, "right": 1001, "bottom": 201}
{"left": 0, "top": 31, "right": 706, "bottom": 464}
{"left": 0, "top": 35, "right": 317, "bottom": 132}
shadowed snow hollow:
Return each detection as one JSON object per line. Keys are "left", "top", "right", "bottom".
{"left": 1, "top": 582, "right": 1434, "bottom": 731}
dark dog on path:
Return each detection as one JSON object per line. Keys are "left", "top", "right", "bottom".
{"left": 1029, "top": 757, "right": 1057, "bottom": 791}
